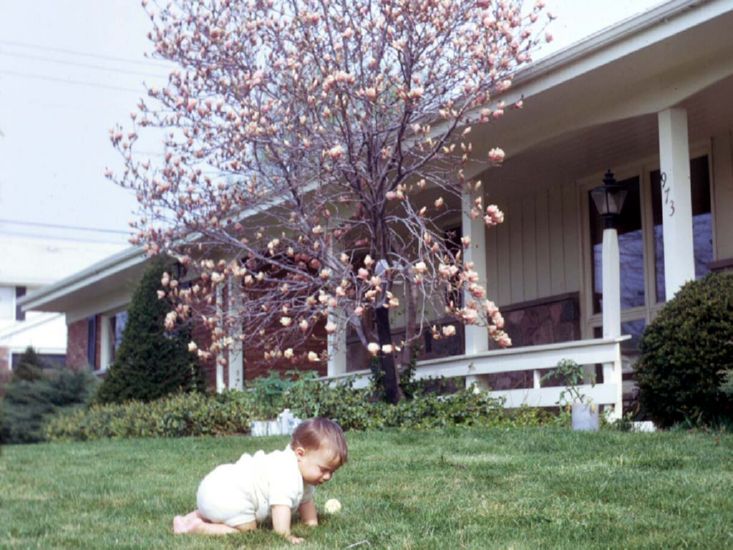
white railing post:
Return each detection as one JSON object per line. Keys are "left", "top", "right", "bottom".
{"left": 215, "top": 285, "right": 225, "bottom": 394}
{"left": 327, "top": 311, "right": 347, "bottom": 377}
{"left": 227, "top": 277, "right": 244, "bottom": 391}
{"left": 533, "top": 369, "right": 541, "bottom": 390}
{"left": 462, "top": 187, "right": 489, "bottom": 390}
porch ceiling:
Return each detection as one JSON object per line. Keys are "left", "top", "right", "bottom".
{"left": 466, "top": 2, "right": 733, "bottom": 193}
{"left": 480, "top": 72, "right": 733, "bottom": 196}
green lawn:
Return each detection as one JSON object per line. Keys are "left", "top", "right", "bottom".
{"left": 1, "top": 428, "right": 732, "bottom": 549}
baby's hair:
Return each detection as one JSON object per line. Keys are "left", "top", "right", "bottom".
{"left": 291, "top": 417, "right": 348, "bottom": 466}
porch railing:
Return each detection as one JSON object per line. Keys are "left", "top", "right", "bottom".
{"left": 325, "top": 336, "right": 629, "bottom": 419}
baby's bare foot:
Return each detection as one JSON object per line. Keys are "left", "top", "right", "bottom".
{"left": 173, "top": 513, "right": 203, "bottom": 534}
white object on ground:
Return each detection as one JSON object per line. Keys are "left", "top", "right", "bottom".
{"left": 631, "top": 421, "right": 656, "bottom": 432}
{"left": 324, "top": 498, "right": 342, "bottom": 514}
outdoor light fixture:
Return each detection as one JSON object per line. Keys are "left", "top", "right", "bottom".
{"left": 590, "top": 169, "right": 628, "bottom": 228}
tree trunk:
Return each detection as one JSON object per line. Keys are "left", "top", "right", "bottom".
{"left": 375, "top": 305, "right": 403, "bottom": 404}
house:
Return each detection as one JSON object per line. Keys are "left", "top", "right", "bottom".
{"left": 20, "top": 0, "right": 733, "bottom": 416}
{"left": 0, "top": 233, "right": 125, "bottom": 372}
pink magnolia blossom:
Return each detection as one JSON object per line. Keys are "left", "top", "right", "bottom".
{"left": 488, "top": 147, "right": 506, "bottom": 165}
{"left": 114, "top": 0, "right": 547, "bottom": 376}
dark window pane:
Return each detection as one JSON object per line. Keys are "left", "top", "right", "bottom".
{"left": 114, "top": 311, "right": 128, "bottom": 349}
{"left": 651, "top": 156, "right": 712, "bottom": 302}
{"left": 620, "top": 319, "right": 646, "bottom": 355}
{"left": 589, "top": 176, "right": 644, "bottom": 313}
{"left": 87, "top": 316, "right": 97, "bottom": 369}
{"left": 15, "top": 286, "right": 26, "bottom": 322}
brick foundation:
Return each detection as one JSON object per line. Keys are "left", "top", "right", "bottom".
{"left": 487, "top": 293, "right": 581, "bottom": 390}
{"left": 0, "top": 346, "right": 9, "bottom": 372}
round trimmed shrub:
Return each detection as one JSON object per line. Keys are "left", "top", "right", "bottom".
{"left": 635, "top": 272, "right": 733, "bottom": 427}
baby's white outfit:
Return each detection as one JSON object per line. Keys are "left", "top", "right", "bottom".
{"left": 196, "top": 445, "right": 315, "bottom": 527}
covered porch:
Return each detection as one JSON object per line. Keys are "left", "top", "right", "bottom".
{"left": 324, "top": 0, "right": 733, "bottom": 418}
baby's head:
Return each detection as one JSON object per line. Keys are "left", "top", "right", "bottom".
{"left": 291, "top": 417, "right": 347, "bottom": 486}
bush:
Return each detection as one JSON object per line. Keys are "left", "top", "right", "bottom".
{"left": 94, "top": 257, "right": 205, "bottom": 404}
{"left": 635, "top": 272, "right": 733, "bottom": 428}
{"left": 12, "top": 346, "right": 46, "bottom": 382}
{"left": 1, "top": 369, "right": 97, "bottom": 444}
{"left": 46, "top": 390, "right": 254, "bottom": 441}
{"left": 47, "top": 372, "right": 559, "bottom": 442}
{"left": 283, "top": 375, "right": 510, "bottom": 431}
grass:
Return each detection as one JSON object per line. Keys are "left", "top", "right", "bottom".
{"left": 1, "top": 428, "right": 732, "bottom": 549}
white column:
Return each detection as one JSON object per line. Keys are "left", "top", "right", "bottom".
{"left": 227, "top": 278, "right": 244, "bottom": 390}
{"left": 327, "top": 312, "right": 347, "bottom": 377}
{"left": 215, "top": 285, "right": 225, "bottom": 393}
{"left": 601, "top": 228, "right": 621, "bottom": 339}
{"left": 462, "top": 188, "right": 489, "bottom": 390}
{"left": 601, "top": 227, "right": 622, "bottom": 417}
{"left": 99, "top": 315, "right": 112, "bottom": 371}
{"left": 658, "top": 108, "right": 695, "bottom": 299}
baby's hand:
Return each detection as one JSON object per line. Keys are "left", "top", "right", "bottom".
{"left": 286, "top": 534, "right": 304, "bottom": 544}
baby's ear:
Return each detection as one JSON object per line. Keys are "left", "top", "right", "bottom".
{"left": 293, "top": 446, "right": 306, "bottom": 457}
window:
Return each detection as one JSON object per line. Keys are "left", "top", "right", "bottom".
{"left": 589, "top": 176, "right": 644, "bottom": 314}
{"left": 584, "top": 154, "right": 713, "bottom": 348}
{"left": 15, "top": 286, "right": 26, "bottom": 321}
{"left": 111, "top": 311, "right": 128, "bottom": 360}
{"left": 650, "top": 156, "right": 713, "bottom": 302}
{"left": 87, "top": 316, "right": 97, "bottom": 369}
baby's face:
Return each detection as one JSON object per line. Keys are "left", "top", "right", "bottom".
{"left": 296, "top": 445, "right": 341, "bottom": 486}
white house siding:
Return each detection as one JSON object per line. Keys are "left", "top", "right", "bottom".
{"left": 486, "top": 182, "right": 581, "bottom": 309}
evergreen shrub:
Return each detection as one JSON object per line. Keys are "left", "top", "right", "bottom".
{"left": 94, "top": 257, "right": 205, "bottom": 404}
{"left": 1, "top": 369, "right": 97, "bottom": 444}
{"left": 635, "top": 272, "right": 733, "bottom": 427}
{"left": 46, "top": 390, "right": 254, "bottom": 441}
{"left": 12, "top": 346, "right": 46, "bottom": 382}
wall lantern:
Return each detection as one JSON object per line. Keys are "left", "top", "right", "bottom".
{"left": 590, "top": 170, "right": 628, "bottom": 228}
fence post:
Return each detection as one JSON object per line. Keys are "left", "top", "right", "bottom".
{"left": 603, "top": 340, "right": 624, "bottom": 420}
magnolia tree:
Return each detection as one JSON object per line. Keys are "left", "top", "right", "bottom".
{"left": 111, "top": 0, "right": 552, "bottom": 403}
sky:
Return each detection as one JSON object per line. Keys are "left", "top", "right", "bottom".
{"left": 0, "top": 0, "right": 665, "bottom": 247}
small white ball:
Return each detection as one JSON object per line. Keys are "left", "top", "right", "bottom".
{"left": 324, "top": 498, "right": 342, "bottom": 514}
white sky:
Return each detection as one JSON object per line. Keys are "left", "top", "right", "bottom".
{"left": 0, "top": 0, "right": 664, "bottom": 246}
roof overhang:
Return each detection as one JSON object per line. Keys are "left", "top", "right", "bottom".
{"left": 19, "top": 246, "right": 149, "bottom": 313}
{"left": 19, "top": 0, "right": 733, "bottom": 313}
{"left": 464, "top": 0, "right": 733, "bottom": 179}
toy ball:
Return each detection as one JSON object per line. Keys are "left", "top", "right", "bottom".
{"left": 324, "top": 498, "right": 342, "bottom": 514}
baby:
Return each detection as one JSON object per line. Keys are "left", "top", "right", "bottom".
{"left": 173, "top": 417, "right": 347, "bottom": 544}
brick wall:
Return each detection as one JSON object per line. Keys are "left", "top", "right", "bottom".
{"left": 486, "top": 293, "right": 581, "bottom": 390}
{"left": 66, "top": 319, "right": 89, "bottom": 369}
{"left": 0, "top": 346, "right": 9, "bottom": 372}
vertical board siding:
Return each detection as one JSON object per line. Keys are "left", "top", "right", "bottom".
{"left": 522, "top": 195, "right": 538, "bottom": 301}
{"left": 496, "top": 200, "right": 513, "bottom": 306}
{"left": 562, "top": 183, "right": 581, "bottom": 292}
{"left": 508, "top": 197, "right": 525, "bottom": 304}
{"left": 488, "top": 182, "right": 581, "bottom": 307}
{"left": 548, "top": 187, "right": 567, "bottom": 295}
{"left": 486, "top": 226, "right": 500, "bottom": 301}
{"left": 535, "top": 188, "right": 552, "bottom": 297}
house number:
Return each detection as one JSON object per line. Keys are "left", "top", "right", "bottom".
{"left": 659, "top": 171, "right": 676, "bottom": 217}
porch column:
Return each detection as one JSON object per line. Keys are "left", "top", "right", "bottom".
{"left": 658, "top": 108, "right": 695, "bottom": 298}
{"left": 601, "top": 228, "right": 621, "bottom": 339}
{"left": 327, "top": 239, "right": 347, "bottom": 378}
{"left": 327, "top": 312, "right": 347, "bottom": 377}
{"left": 215, "top": 285, "right": 225, "bottom": 393}
{"left": 99, "top": 315, "right": 112, "bottom": 371}
{"left": 227, "top": 278, "right": 244, "bottom": 390}
{"left": 462, "top": 188, "right": 489, "bottom": 390}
